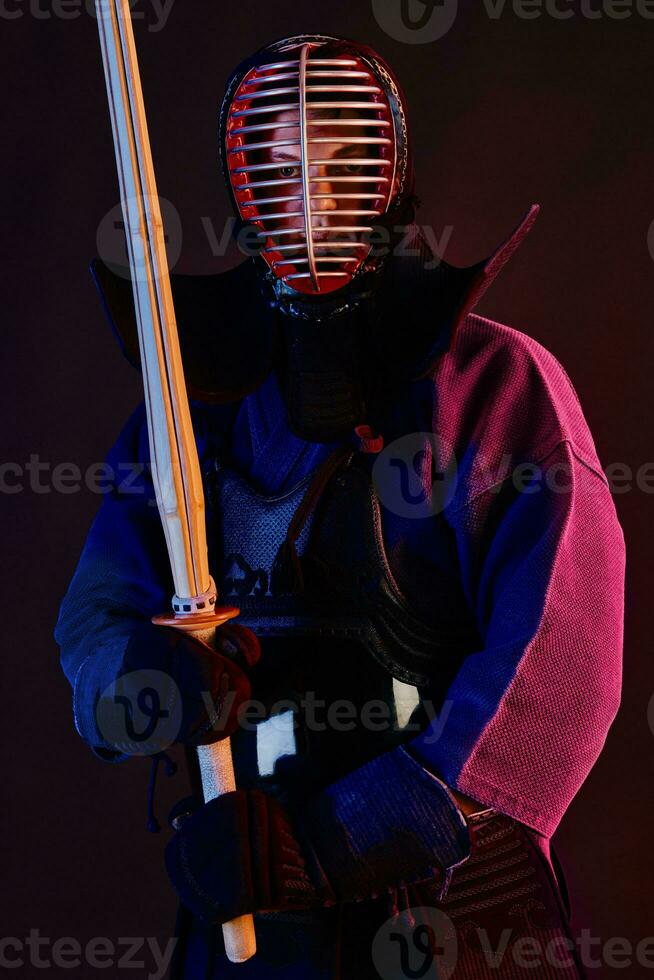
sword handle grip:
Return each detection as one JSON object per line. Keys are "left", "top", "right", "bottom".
{"left": 192, "top": 622, "right": 257, "bottom": 964}
{"left": 196, "top": 739, "right": 257, "bottom": 963}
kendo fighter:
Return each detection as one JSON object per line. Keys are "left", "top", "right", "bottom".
{"left": 56, "top": 34, "right": 625, "bottom": 980}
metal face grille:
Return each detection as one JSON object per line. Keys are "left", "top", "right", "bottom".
{"left": 225, "top": 43, "right": 397, "bottom": 295}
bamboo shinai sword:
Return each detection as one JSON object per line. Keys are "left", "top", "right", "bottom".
{"left": 94, "top": 0, "right": 257, "bottom": 963}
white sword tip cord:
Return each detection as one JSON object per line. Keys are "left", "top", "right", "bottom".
{"left": 94, "top": 0, "right": 256, "bottom": 963}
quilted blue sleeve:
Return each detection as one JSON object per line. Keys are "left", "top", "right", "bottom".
{"left": 54, "top": 401, "right": 233, "bottom": 760}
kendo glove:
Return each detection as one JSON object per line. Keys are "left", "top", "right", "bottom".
{"left": 80, "top": 620, "right": 260, "bottom": 756}
{"left": 165, "top": 745, "right": 471, "bottom": 925}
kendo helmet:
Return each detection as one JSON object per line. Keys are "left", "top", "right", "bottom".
{"left": 219, "top": 34, "right": 415, "bottom": 305}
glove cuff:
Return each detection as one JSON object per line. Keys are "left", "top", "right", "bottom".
{"left": 72, "top": 642, "right": 132, "bottom": 761}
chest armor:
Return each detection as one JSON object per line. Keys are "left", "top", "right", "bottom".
{"left": 207, "top": 450, "right": 478, "bottom": 803}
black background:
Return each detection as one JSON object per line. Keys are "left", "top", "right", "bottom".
{"left": 2, "top": 0, "right": 653, "bottom": 976}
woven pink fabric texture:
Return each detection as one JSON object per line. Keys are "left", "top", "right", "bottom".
{"left": 413, "top": 314, "right": 625, "bottom": 837}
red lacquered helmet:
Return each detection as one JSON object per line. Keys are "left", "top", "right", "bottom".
{"left": 219, "top": 35, "right": 414, "bottom": 300}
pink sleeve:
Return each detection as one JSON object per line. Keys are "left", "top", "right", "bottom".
{"left": 412, "top": 440, "right": 625, "bottom": 837}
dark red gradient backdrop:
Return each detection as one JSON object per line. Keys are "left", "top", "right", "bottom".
{"left": 2, "top": 2, "right": 652, "bottom": 976}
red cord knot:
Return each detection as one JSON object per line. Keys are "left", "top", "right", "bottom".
{"left": 353, "top": 425, "right": 384, "bottom": 454}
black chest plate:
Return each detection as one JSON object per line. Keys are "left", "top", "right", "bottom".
{"left": 208, "top": 454, "right": 478, "bottom": 800}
